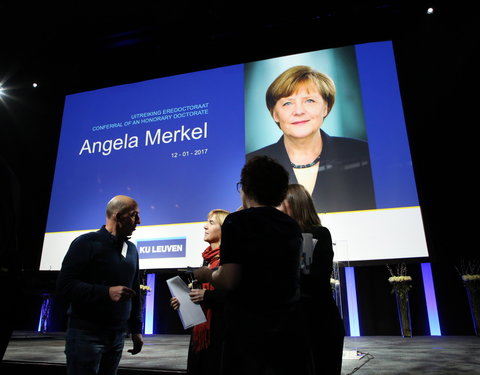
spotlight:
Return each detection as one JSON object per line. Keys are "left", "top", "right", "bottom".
{"left": 427, "top": 7, "right": 434, "bottom": 14}
{"left": 33, "top": 82, "right": 38, "bottom": 88}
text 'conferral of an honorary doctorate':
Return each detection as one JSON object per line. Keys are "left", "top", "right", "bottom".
{"left": 78, "top": 103, "right": 210, "bottom": 157}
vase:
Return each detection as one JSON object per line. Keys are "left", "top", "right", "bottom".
{"left": 466, "top": 287, "right": 480, "bottom": 336}
{"left": 331, "top": 281, "right": 343, "bottom": 319}
{"left": 395, "top": 291, "right": 412, "bottom": 337}
{"left": 39, "top": 293, "right": 53, "bottom": 334}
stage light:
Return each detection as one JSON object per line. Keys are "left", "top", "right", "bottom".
{"left": 427, "top": 7, "right": 434, "bottom": 14}
{"left": 421, "top": 263, "right": 442, "bottom": 335}
{"left": 33, "top": 82, "right": 38, "bottom": 88}
{"left": 345, "top": 267, "right": 361, "bottom": 337}
{"left": 144, "top": 273, "right": 156, "bottom": 334}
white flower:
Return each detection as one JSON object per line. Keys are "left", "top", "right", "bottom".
{"left": 330, "top": 278, "right": 340, "bottom": 285}
{"left": 462, "top": 274, "right": 480, "bottom": 281}
{"left": 140, "top": 284, "right": 151, "bottom": 293}
{"left": 388, "top": 276, "right": 412, "bottom": 283}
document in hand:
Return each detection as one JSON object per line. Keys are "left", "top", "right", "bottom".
{"left": 166, "top": 276, "right": 207, "bottom": 329}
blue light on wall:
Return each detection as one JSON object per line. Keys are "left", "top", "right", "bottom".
{"left": 421, "top": 263, "right": 441, "bottom": 336}
{"left": 144, "top": 273, "right": 156, "bottom": 334}
{"left": 37, "top": 294, "right": 52, "bottom": 333}
{"left": 345, "top": 266, "right": 360, "bottom": 336}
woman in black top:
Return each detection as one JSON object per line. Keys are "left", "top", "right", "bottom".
{"left": 280, "top": 183, "right": 345, "bottom": 375}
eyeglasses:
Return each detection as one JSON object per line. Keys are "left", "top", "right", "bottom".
{"left": 236, "top": 182, "right": 242, "bottom": 193}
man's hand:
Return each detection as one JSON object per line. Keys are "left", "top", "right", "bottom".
{"left": 127, "top": 333, "right": 144, "bottom": 355}
{"left": 193, "top": 267, "right": 213, "bottom": 283}
{"left": 109, "top": 286, "right": 136, "bottom": 302}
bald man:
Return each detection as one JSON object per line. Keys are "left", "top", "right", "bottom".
{"left": 57, "top": 195, "right": 143, "bottom": 375}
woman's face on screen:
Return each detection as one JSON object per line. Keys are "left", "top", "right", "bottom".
{"left": 272, "top": 83, "right": 328, "bottom": 140}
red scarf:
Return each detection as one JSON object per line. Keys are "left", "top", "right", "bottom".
{"left": 191, "top": 245, "right": 220, "bottom": 352}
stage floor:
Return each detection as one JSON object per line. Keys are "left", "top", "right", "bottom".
{"left": 2, "top": 331, "right": 480, "bottom": 374}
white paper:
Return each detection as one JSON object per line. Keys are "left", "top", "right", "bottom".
{"left": 166, "top": 276, "right": 207, "bottom": 329}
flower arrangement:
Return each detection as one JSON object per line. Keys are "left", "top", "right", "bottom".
{"left": 330, "top": 277, "right": 340, "bottom": 298}
{"left": 140, "top": 284, "right": 151, "bottom": 295}
{"left": 330, "top": 278, "right": 340, "bottom": 287}
{"left": 462, "top": 274, "right": 480, "bottom": 282}
{"left": 387, "top": 263, "right": 412, "bottom": 337}
{"left": 457, "top": 259, "right": 480, "bottom": 290}
{"left": 456, "top": 259, "right": 480, "bottom": 336}
{"left": 139, "top": 270, "right": 152, "bottom": 295}
{"left": 387, "top": 263, "right": 412, "bottom": 297}
{"left": 329, "top": 277, "right": 343, "bottom": 317}
{"left": 330, "top": 263, "right": 341, "bottom": 293}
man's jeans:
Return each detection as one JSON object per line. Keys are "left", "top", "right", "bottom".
{"left": 65, "top": 327, "right": 126, "bottom": 375}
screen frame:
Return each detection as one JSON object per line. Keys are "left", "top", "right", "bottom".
{"left": 39, "top": 39, "right": 432, "bottom": 271}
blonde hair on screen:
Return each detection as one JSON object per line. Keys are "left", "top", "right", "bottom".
{"left": 266, "top": 65, "right": 336, "bottom": 123}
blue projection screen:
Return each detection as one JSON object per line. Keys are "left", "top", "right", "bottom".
{"left": 40, "top": 41, "right": 428, "bottom": 271}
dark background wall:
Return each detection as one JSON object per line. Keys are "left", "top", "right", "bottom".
{"left": 1, "top": 1, "right": 478, "bottom": 341}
